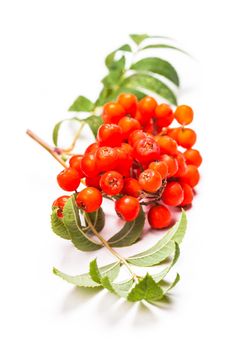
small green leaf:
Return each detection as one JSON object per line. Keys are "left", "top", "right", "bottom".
{"left": 122, "top": 73, "right": 177, "bottom": 105}
{"left": 101, "top": 276, "right": 134, "bottom": 298}
{"left": 127, "top": 210, "right": 187, "bottom": 266}
{"left": 153, "top": 242, "right": 180, "bottom": 283}
{"left": 131, "top": 57, "right": 179, "bottom": 86}
{"left": 53, "top": 261, "right": 120, "bottom": 288}
{"left": 68, "top": 96, "right": 94, "bottom": 112}
{"left": 63, "top": 196, "right": 103, "bottom": 251}
{"left": 127, "top": 274, "right": 164, "bottom": 302}
{"left": 52, "top": 119, "right": 68, "bottom": 146}
{"left": 89, "top": 259, "right": 101, "bottom": 283}
{"left": 51, "top": 209, "right": 70, "bottom": 240}
{"left": 161, "top": 273, "right": 180, "bottom": 293}
{"left": 81, "top": 115, "right": 103, "bottom": 138}
{"left": 140, "top": 44, "right": 189, "bottom": 56}
{"left": 108, "top": 207, "right": 145, "bottom": 247}
{"left": 105, "top": 44, "right": 131, "bottom": 69}
{"left": 130, "top": 34, "right": 150, "bottom": 45}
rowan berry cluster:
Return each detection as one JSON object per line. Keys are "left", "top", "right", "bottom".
{"left": 53, "top": 93, "right": 202, "bottom": 230}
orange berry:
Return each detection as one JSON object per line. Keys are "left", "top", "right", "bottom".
{"left": 180, "top": 165, "right": 200, "bottom": 187}
{"left": 177, "top": 128, "right": 197, "bottom": 149}
{"left": 138, "top": 169, "right": 162, "bottom": 193}
{"left": 148, "top": 205, "right": 172, "bottom": 229}
{"left": 160, "top": 154, "right": 178, "bottom": 177}
{"left": 180, "top": 183, "right": 194, "bottom": 206}
{"left": 149, "top": 161, "right": 168, "bottom": 179}
{"left": 155, "top": 103, "right": 174, "bottom": 128}
{"left": 175, "top": 105, "right": 194, "bottom": 125}
{"left": 155, "top": 135, "right": 178, "bottom": 156}
{"left": 162, "top": 181, "right": 184, "bottom": 206}
{"left": 183, "top": 149, "right": 202, "bottom": 167}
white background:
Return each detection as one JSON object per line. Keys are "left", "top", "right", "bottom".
{"left": 0, "top": 0, "right": 233, "bottom": 349}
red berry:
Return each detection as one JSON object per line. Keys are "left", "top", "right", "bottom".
{"left": 96, "top": 146, "right": 118, "bottom": 172}
{"left": 155, "top": 135, "right": 178, "bottom": 156}
{"left": 117, "top": 93, "right": 138, "bottom": 117}
{"left": 155, "top": 103, "right": 174, "bottom": 128}
{"left": 102, "top": 102, "right": 125, "bottom": 124}
{"left": 183, "top": 149, "right": 202, "bottom": 167}
{"left": 161, "top": 154, "right": 179, "bottom": 177}
{"left": 84, "top": 142, "right": 99, "bottom": 155}
{"left": 115, "top": 196, "right": 140, "bottom": 221}
{"left": 81, "top": 153, "right": 99, "bottom": 177}
{"left": 162, "top": 181, "right": 184, "bottom": 206}
{"left": 123, "top": 178, "right": 142, "bottom": 197}
{"left": 128, "top": 129, "right": 146, "bottom": 147}
{"left": 52, "top": 195, "right": 69, "bottom": 209}
{"left": 149, "top": 161, "right": 168, "bottom": 179}
{"left": 85, "top": 176, "right": 101, "bottom": 189}
{"left": 166, "top": 127, "right": 180, "bottom": 141}
{"left": 175, "top": 105, "right": 193, "bottom": 125}
{"left": 139, "top": 169, "right": 162, "bottom": 193}
{"left": 76, "top": 187, "right": 102, "bottom": 213}
{"left": 174, "top": 152, "right": 187, "bottom": 177}
{"left": 180, "top": 165, "right": 200, "bottom": 187}
{"left": 118, "top": 116, "right": 141, "bottom": 141}
{"left": 148, "top": 205, "right": 172, "bottom": 229}
{"left": 69, "top": 155, "right": 85, "bottom": 177}
{"left": 133, "top": 137, "right": 160, "bottom": 164}
{"left": 138, "top": 96, "right": 157, "bottom": 123}
{"left": 97, "top": 124, "right": 123, "bottom": 147}
{"left": 57, "top": 167, "right": 81, "bottom": 191}
{"left": 100, "top": 171, "right": 124, "bottom": 195}
{"left": 115, "top": 145, "right": 133, "bottom": 177}
{"left": 180, "top": 183, "right": 194, "bottom": 206}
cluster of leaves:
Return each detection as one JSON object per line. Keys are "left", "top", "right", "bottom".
{"left": 52, "top": 195, "right": 187, "bottom": 303}
{"left": 53, "top": 33, "right": 186, "bottom": 145}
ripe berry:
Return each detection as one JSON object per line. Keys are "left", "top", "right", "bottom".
{"left": 139, "top": 169, "right": 162, "bottom": 193}
{"left": 166, "top": 127, "right": 180, "bottom": 141}
{"left": 143, "top": 119, "right": 154, "bottom": 134}
{"left": 115, "top": 145, "right": 133, "bottom": 177}
{"left": 100, "top": 171, "right": 124, "bottom": 195}
{"left": 123, "top": 178, "right": 142, "bottom": 197}
{"left": 85, "top": 176, "right": 101, "bottom": 189}
{"left": 183, "top": 149, "right": 202, "bottom": 167}
{"left": 161, "top": 154, "right": 178, "bottom": 177}
{"left": 177, "top": 128, "right": 197, "bottom": 149}
{"left": 84, "top": 142, "right": 99, "bottom": 155}
{"left": 149, "top": 161, "right": 168, "bottom": 179}
{"left": 155, "top": 103, "right": 174, "bottom": 128}
{"left": 180, "top": 164, "right": 200, "bottom": 187}
{"left": 138, "top": 96, "right": 157, "bottom": 123}
{"left": 69, "top": 155, "right": 85, "bottom": 177}
{"left": 115, "top": 196, "right": 140, "bottom": 221}
{"left": 97, "top": 124, "right": 123, "bottom": 147}
{"left": 96, "top": 146, "right": 118, "bottom": 172}
{"left": 118, "top": 116, "right": 141, "bottom": 141}
{"left": 175, "top": 105, "right": 193, "bottom": 125}
{"left": 128, "top": 129, "right": 146, "bottom": 147}
{"left": 57, "top": 167, "right": 81, "bottom": 191}
{"left": 76, "top": 187, "right": 102, "bottom": 213}
{"left": 162, "top": 181, "right": 184, "bottom": 206}
{"left": 148, "top": 205, "right": 172, "bottom": 229}
{"left": 117, "top": 93, "right": 138, "bottom": 117}
{"left": 133, "top": 137, "right": 160, "bottom": 164}
{"left": 155, "top": 135, "right": 178, "bottom": 155}
{"left": 81, "top": 153, "right": 98, "bottom": 177}
{"left": 52, "top": 195, "right": 69, "bottom": 209}
{"left": 180, "top": 183, "right": 194, "bottom": 206}
{"left": 102, "top": 102, "right": 125, "bottom": 124}
{"left": 174, "top": 152, "right": 187, "bottom": 177}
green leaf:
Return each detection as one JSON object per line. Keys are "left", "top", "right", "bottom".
{"left": 53, "top": 261, "right": 120, "bottom": 288}
{"left": 153, "top": 242, "right": 180, "bottom": 282}
{"left": 130, "top": 34, "right": 150, "bottom": 45}
{"left": 84, "top": 208, "right": 105, "bottom": 234}
{"left": 78, "top": 115, "right": 102, "bottom": 138}
{"left": 63, "top": 196, "right": 103, "bottom": 251}
{"left": 89, "top": 259, "right": 102, "bottom": 283}
{"left": 131, "top": 57, "right": 179, "bottom": 86}
{"left": 68, "top": 96, "right": 94, "bottom": 112}
{"left": 127, "top": 274, "right": 164, "bottom": 302}
{"left": 52, "top": 119, "right": 68, "bottom": 146}
{"left": 127, "top": 210, "right": 187, "bottom": 266}
{"left": 141, "top": 44, "right": 189, "bottom": 56}
{"left": 105, "top": 44, "right": 131, "bottom": 69}
{"left": 161, "top": 273, "right": 180, "bottom": 293}
{"left": 51, "top": 209, "right": 71, "bottom": 240}
{"left": 101, "top": 276, "right": 134, "bottom": 298}
{"left": 108, "top": 207, "right": 145, "bottom": 247}
{"left": 122, "top": 73, "right": 177, "bottom": 105}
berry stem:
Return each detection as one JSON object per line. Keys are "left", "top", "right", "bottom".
{"left": 84, "top": 213, "right": 138, "bottom": 283}
{"left": 26, "top": 129, "right": 68, "bottom": 168}
{"left": 62, "top": 122, "right": 85, "bottom": 153}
